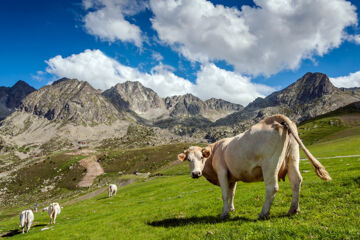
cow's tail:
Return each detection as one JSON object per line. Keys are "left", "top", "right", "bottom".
{"left": 280, "top": 116, "right": 332, "bottom": 181}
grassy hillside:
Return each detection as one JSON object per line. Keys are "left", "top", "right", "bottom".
{"left": 298, "top": 102, "right": 360, "bottom": 146}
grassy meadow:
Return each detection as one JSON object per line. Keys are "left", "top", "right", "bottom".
{"left": 0, "top": 112, "right": 360, "bottom": 239}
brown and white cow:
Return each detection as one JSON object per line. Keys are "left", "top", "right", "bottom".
{"left": 178, "top": 114, "right": 331, "bottom": 219}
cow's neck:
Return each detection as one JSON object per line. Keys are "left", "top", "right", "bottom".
{"left": 202, "top": 143, "right": 220, "bottom": 186}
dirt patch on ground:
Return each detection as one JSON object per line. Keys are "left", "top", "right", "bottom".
{"left": 77, "top": 155, "right": 104, "bottom": 188}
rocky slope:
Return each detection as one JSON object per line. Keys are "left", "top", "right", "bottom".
{"left": 20, "top": 78, "right": 122, "bottom": 125}
{"left": 102, "top": 81, "right": 168, "bottom": 120}
{"left": 214, "top": 72, "right": 360, "bottom": 128}
{"left": 165, "top": 94, "right": 242, "bottom": 121}
{"left": 339, "top": 87, "right": 360, "bottom": 98}
{"left": 0, "top": 80, "right": 35, "bottom": 120}
{"left": 0, "top": 78, "right": 130, "bottom": 149}
{"left": 103, "top": 81, "right": 243, "bottom": 122}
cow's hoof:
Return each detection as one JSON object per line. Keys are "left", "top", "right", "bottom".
{"left": 230, "top": 207, "right": 236, "bottom": 212}
{"left": 258, "top": 213, "right": 270, "bottom": 220}
{"left": 288, "top": 208, "right": 300, "bottom": 215}
{"left": 220, "top": 212, "right": 229, "bottom": 220}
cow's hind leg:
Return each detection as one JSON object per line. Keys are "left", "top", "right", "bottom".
{"left": 259, "top": 174, "right": 279, "bottom": 220}
{"left": 259, "top": 153, "right": 285, "bottom": 219}
{"left": 287, "top": 142, "right": 302, "bottom": 215}
{"left": 229, "top": 182, "right": 237, "bottom": 211}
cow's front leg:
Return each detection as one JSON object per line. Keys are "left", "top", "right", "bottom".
{"left": 218, "top": 171, "right": 230, "bottom": 219}
{"left": 229, "top": 182, "right": 237, "bottom": 211}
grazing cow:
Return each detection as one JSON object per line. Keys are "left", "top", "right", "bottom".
{"left": 46, "top": 202, "right": 61, "bottom": 224}
{"left": 19, "top": 210, "right": 34, "bottom": 234}
{"left": 178, "top": 114, "right": 331, "bottom": 220}
{"left": 108, "top": 184, "right": 117, "bottom": 197}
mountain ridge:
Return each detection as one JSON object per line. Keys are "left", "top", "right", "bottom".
{"left": 0, "top": 80, "right": 35, "bottom": 120}
{"left": 1, "top": 72, "right": 360, "bottom": 151}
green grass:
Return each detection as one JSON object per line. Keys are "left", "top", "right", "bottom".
{"left": 1, "top": 140, "right": 359, "bottom": 239}
{"left": 300, "top": 135, "right": 360, "bottom": 158}
{"left": 298, "top": 116, "right": 347, "bottom": 146}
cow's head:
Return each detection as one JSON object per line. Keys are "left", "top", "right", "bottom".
{"left": 178, "top": 146, "right": 211, "bottom": 179}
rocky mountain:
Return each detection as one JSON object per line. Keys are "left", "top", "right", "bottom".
{"left": 102, "top": 81, "right": 168, "bottom": 120}
{"left": 103, "top": 81, "right": 243, "bottom": 122}
{"left": 2, "top": 72, "right": 357, "bottom": 151}
{"left": 19, "top": 78, "right": 122, "bottom": 125}
{"left": 214, "top": 72, "right": 360, "bottom": 128}
{"left": 0, "top": 78, "right": 132, "bottom": 150}
{"left": 164, "top": 94, "right": 242, "bottom": 121}
{"left": 0, "top": 80, "right": 35, "bottom": 120}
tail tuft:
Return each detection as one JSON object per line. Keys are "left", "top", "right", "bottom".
{"left": 315, "top": 167, "right": 332, "bottom": 181}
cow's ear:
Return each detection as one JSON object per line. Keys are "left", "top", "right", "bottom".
{"left": 178, "top": 153, "right": 186, "bottom": 162}
{"left": 201, "top": 147, "right": 211, "bottom": 158}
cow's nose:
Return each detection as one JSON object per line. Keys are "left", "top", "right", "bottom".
{"left": 192, "top": 171, "right": 202, "bottom": 178}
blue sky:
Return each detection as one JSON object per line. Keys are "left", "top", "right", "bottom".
{"left": 0, "top": 0, "right": 360, "bottom": 105}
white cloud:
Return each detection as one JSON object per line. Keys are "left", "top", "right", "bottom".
{"left": 195, "top": 64, "right": 274, "bottom": 105}
{"left": 44, "top": 49, "right": 274, "bottom": 105}
{"left": 150, "top": 0, "right": 358, "bottom": 76}
{"left": 83, "top": 0, "right": 146, "bottom": 47}
{"left": 346, "top": 34, "right": 360, "bottom": 44}
{"left": 152, "top": 52, "right": 163, "bottom": 62}
{"left": 45, "top": 49, "right": 193, "bottom": 96}
{"left": 330, "top": 71, "right": 360, "bottom": 88}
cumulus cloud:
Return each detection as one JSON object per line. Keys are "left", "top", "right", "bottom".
{"left": 195, "top": 64, "right": 274, "bottom": 104}
{"left": 44, "top": 49, "right": 274, "bottom": 105}
{"left": 330, "top": 71, "right": 360, "bottom": 88}
{"left": 150, "top": 0, "right": 358, "bottom": 76}
{"left": 83, "top": 0, "right": 146, "bottom": 47}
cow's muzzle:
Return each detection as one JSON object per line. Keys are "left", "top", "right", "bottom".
{"left": 191, "top": 171, "right": 202, "bottom": 178}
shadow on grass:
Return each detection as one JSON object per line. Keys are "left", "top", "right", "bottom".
{"left": 148, "top": 212, "right": 296, "bottom": 228}
{"left": 148, "top": 215, "right": 255, "bottom": 228}
{"left": 97, "top": 196, "right": 109, "bottom": 200}
{"left": 1, "top": 224, "right": 47, "bottom": 237}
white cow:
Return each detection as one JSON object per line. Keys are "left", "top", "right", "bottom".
{"left": 19, "top": 210, "right": 34, "bottom": 234}
{"left": 108, "top": 184, "right": 117, "bottom": 197}
{"left": 178, "top": 114, "right": 331, "bottom": 220}
{"left": 46, "top": 202, "right": 61, "bottom": 224}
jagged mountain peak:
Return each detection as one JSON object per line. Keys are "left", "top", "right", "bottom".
{"left": 0, "top": 80, "right": 36, "bottom": 120}
{"left": 102, "top": 81, "right": 167, "bottom": 120}
{"left": 19, "top": 78, "right": 122, "bottom": 124}
{"left": 215, "top": 72, "right": 360, "bottom": 127}
{"left": 10, "top": 80, "right": 34, "bottom": 89}
{"left": 287, "top": 72, "right": 336, "bottom": 102}
{"left": 52, "top": 77, "right": 77, "bottom": 86}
